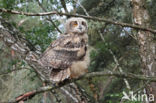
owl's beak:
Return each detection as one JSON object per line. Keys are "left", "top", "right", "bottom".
{"left": 79, "top": 26, "right": 82, "bottom": 31}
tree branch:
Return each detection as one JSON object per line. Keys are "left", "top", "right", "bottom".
{"left": 0, "top": 8, "right": 156, "bottom": 34}
{"left": 2, "top": 71, "right": 156, "bottom": 103}
{"left": 84, "top": 71, "right": 156, "bottom": 82}
{"left": 109, "top": 49, "right": 131, "bottom": 90}
{"left": 0, "top": 18, "right": 47, "bottom": 82}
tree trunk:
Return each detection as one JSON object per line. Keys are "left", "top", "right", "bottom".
{"left": 131, "top": 0, "right": 156, "bottom": 102}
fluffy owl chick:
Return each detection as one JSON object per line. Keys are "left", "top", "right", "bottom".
{"left": 38, "top": 17, "right": 90, "bottom": 82}
{"left": 65, "top": 17, "right": 90, "bottom": 79}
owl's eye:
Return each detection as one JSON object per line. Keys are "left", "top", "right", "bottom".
{"left": 82, "top": 21, "right": 86, "bottom": 26}
{"left": 73, "top": 21, "right": 78, "bottom": 27}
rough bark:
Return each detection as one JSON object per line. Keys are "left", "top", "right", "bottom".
{"left": 131, "top": 0, "right": 156, "bottom": 102}
{"left": 0, "top": 19, "right": 54, "bottom": 83}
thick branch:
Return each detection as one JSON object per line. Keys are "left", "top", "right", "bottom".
{"left": 0, "top": 8, "right": 156, "bottom": 34}
{"left": 4, "top": 71, "right": 156, "bottom": 103}
{"left": 0, "top": 18, "right": 47, "bottom": 82}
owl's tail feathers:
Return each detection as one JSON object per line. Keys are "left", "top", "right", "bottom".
{"left": 50, "top": 68, "right": 71, "bottom": 82}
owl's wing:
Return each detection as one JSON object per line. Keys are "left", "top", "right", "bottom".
{"left": 38, "top": 34, "right": 86, "bottom": 81}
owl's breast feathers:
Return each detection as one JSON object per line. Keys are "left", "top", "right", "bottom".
{"left": 38, "top": 34, "right": 88, "bottom": 82}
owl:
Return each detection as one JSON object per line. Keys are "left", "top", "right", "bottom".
{"left": 38, "top": 17, "right": 90, "bottom": 82}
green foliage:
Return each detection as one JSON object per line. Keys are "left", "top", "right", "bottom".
{"left": 0, "top": 0, "right": 15, "bottom": 9}
{"left": 25, "top": 22, "right": 57, "bottom": 51}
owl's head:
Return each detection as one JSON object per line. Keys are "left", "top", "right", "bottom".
{"left": 65, "top": 17, "right": 88, "bottom": 34}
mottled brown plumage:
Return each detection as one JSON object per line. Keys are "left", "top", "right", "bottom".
{"left": 38, "top": 17, "right": 90, "bottom": 82}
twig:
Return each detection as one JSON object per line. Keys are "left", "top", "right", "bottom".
{"left": 37, "top": 0, "right": 62, "bottom": 34}
{"left": 46, "top": 18, "right": 62, "bottom": 34}
{"left": 61, "top": 87, "right": 79, "bottom": 102}
{"left": 0, "top": 8, "right": 156, "bottom": 34}
{"left": 99, "top": 30, "right": 131, "bottom": 90}
{"left": 99, "top": 53, "right": 128, "bottom": 99}
{"left": 73, "top": 0, "right": 89, "bottom": 16}
{"left": 123, "top": 28, "right": 137, "bottom": 40}
{"left": 60, "top": 0, "right": 68, "bottom": 13}
{"left": 72, "top": 0, "right": 77, "bottom": 15}
{"left": 109, "top": 50, "right": 131, "bottom": 90}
